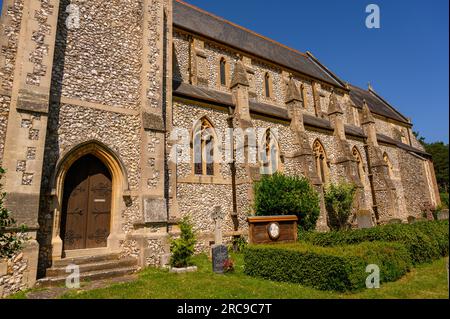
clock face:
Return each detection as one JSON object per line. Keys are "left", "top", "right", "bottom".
{"left": 268, "top": 222, "right": 280, "bottom": 240}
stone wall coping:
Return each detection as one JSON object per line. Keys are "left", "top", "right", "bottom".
{"left": 248, "top": 215, "right": 298, "bottom": 223}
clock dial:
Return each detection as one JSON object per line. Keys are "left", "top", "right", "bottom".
{"left": 268, "top": 222, "right": 280, "bottom": 240}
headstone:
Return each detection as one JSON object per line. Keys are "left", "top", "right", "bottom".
{"left": 356, "top": 210, "right": 374, "bottom": 229}
{"left": 211, "top": 206, "right": 225, "bottom": 245}
{"left": 407, "top": 216, "right": 416, "bottom": 224}
{"left": 143, "top": 197, "right": 167, "bottom": 223}
{"left": 422, "top": 201, "right": 435, "bottom": 221}
{"left": 426, "top": 211, "right": 435, "bottom": 221}
{"left": 212, "top": 244, "right": 228, "bottom": 274}
{"left": 438, "top": 209, "right": 449, "bottom": 221}
{"left": 160, "top": 254, "right": 171, "bottom": 268}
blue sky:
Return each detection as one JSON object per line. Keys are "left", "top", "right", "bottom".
{"left": 1, "top": 0, "right": 448, "bottom": 142}
{"left": 186, "top": 0, "right": 449, "bottom": 143}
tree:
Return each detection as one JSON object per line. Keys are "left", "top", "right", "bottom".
{"left": 170, "top": 217, "right": 197, "bottom": 268}
{"left": 254, "top": 173, "right": 320, "bottom": 232}
{"left": 425, "top": 142, "right": 449, "bottom": 193}
{"left": 324, "top": 181, "right": 357, "bottom": 231}
{"left": 413, "top": 132, "right": 449, "bottom": 193}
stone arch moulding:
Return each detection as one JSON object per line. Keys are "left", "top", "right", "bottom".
{"left": 50, "top": 140, "right": 130, "bottom": 261}
{"left": 313, "top": 139, "right": 330, "bottom": 185}
{"left": 352, "top": 145, "right": 366, "bottom": 185}
{"left": 190, "top": 116, "right": 222, "bottom": 178}
{"left": 259, "top": 128, "right": 283, "bottom": 175}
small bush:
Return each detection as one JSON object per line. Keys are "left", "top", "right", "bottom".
{"left": 170, "top": 217, "right": 197, "bottom": 268}
{"left": 1, "top": 168, "right": 27, "bottom": 260}
{"left": 230, "top": 235, "right": 247, "bottom": 253}
{"left": 300, "top": 220, "right": 449, "bottom": 265}
{"left": 324, "top": 181, "right": 356, "bottom": 230}
{"left": 244, "top": 242, "right": 411, "bottom": 292}
{"left": 254, "top": 173, "right": 320, "bottom": 231}
{"left": 223, "top": 258, "right": 235, "bottom": 273}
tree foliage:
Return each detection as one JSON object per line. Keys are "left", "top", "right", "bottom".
{"left": 253, "top": 173, "right": 320, "bottom": 232}
{"left": 170, "top": 217, "right": 197, "bottom": 268}
{"left": 324, "top": 181, "right": 356, "bottom": 231}
{"left": 413, "top": 132, "right": 449, "bottom": 193}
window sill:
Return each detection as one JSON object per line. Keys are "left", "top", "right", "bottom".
{"left": 178, "top": 175, "right": 232, "bottom": 185}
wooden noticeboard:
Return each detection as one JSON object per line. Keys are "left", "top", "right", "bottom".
{"left": 247, "top": 215, "right": 298, "bottom": 245}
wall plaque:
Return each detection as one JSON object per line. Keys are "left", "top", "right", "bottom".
{"left": 143, "top": 197, "right": 167, "bottom": 223}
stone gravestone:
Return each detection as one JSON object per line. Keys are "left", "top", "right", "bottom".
{"left": 423, "top": 202, "right": 435, "bottom": 221}
{"left": 438, "top": 209, "right": 449, "bottom": 221}
{"left": 212, "top": 244, "right": 228, "bottom": 274}
{"left": 211, "top": 206, "right": 228, "bottom": 273}
{"left": 356, "top": 210, "right": 373, "bottom": 229}
{"left": 407, "top": 216, "right": 416, "bottom": 224}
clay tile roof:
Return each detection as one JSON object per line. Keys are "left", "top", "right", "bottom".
{"left": 348, "top": 84, "right": 410, "bottom": 124}
{"left": 172, "top": 81, "right": 428, "bottom": 156}
{"left": 173, "top": 0, "right": 346, "bottom": 89}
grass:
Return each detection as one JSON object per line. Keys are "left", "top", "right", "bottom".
{"left": 57, "top": 254, "right": 449, "bottom": 299}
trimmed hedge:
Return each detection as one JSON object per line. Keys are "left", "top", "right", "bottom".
{"left": 244, "top": 242, "right": 411, "bottom": 292}
{"left": 300, "top": 220, "right": 449, "bottom": 265}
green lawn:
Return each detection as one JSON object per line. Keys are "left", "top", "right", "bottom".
{"left": 57, "top": 254, "right": 449, "bottom": 299}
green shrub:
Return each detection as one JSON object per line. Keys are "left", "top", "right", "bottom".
{"left": 440, "top": 192, "right": 449, "bottom": 209}
{"left": 324, "top": 181, "right": 357, "bottom": 231}
{"left": 408, "top": 221, "right": 449, "bottom": 257}
{"left": 170, "top": 217, "right": 197, "bottom": 268}
{"left": 230, "top": 235, "right": 248, "bottom": 253}
{"left": 300, "top": 220, "right": 449, "bottom": 265}
{"left": 244, "top": 242, "right": 411, "bottom": 292}
{"left": 1, "top": 168, "right": 27, "bottom": 260}
{"left": 254, "top": 173, "right": 320, "bottom": 231}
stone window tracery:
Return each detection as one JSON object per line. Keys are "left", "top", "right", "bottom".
{"left": 260, "top": 129, "right": 280, "bottom": 175}
{"left": 313, "top": 139, "right": 329, "bottom": 185}
{"left": 193, "top": 117, "right": 216, "bottom": 176}
{"left": 352, "top": 146, "right": 366, "bottom": 184}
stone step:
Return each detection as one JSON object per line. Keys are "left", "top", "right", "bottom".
{"left": 36, "top": 266, "right": 138, "bottom": 288}
{"left": 46, "top": 258, "right": 138, "bottom": 277}
{"left": 52, "top": 253, "right": 121, "bottom": 268}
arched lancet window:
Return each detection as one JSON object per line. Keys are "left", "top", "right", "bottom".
{"left": 264, "top": 73, "right": 271, "bottom": 98}
{"left": 193, "top": 117, "right": 216, "bottom": 176}
{"left": 383, "top": 152, "right": 394, "bottom": 179}
{"left": 352, "top": 146, "right": 365, "bottom": 183}
{"left": 313, "top": 139, "right": 329, "bottom": 185}
{"left": 219, "top": 58, "right": 227, "bottom": 86}
{"left": 260, "top": 129, "right": 280, "bottom": 175}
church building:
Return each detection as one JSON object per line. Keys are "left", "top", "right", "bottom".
{"left": 0, "top": 0, "right": 440, "bottom": 294}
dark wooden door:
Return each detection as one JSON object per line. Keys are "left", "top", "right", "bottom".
{"left": 61, "top": 155, "right": 112, "bottom": 251}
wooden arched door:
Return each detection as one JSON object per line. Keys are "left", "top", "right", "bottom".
{"left": 61, "top": 154, "right": 112, "bottom": 251}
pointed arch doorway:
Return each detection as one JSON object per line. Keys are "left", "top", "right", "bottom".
{"left": 61, "top": 154, "right": 112, "bottom": 251}
{"left": 50, "top": 140, "right": 129, "bottom": 261}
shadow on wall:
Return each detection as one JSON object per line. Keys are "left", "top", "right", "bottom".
{"left": 36, "top": 0, "right": 70, "bottom": 279}
{"left": 172, "top": 43, "right": 183, "bottom": 82}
